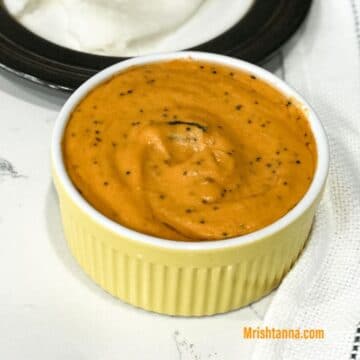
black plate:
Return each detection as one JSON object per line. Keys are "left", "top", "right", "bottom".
{"left": 0, "top": 0, "right": 312, "bottom": 92}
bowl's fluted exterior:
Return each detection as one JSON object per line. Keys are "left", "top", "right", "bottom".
{"left": 53, "top": 172, "right": 322, "bottom": 316}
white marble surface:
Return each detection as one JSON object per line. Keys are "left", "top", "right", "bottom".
{"left": 0, "top": 55, "right": 282, "bottom": 359}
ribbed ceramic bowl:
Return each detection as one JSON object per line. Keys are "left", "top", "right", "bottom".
{"left": 51, "top": 51, "right": 329, "bottom": 316}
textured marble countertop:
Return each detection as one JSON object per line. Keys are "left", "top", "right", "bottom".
{"left": 0, "top": 55, "right": 282, "bottom": 359}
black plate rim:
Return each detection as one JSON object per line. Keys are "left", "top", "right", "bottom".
{"left": 0, "top": 0, "right": 312, "bottom": 92}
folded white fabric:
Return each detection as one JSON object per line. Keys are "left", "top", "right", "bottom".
{"left": 253, "top": 0, "right": 360, "bottom": 359}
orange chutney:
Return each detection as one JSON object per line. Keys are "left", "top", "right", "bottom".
{"left": 63, "top": 60, "right": 317, "bottom": 241}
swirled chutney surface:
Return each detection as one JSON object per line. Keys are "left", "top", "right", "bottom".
{"left": 63, "top": 60, "right": 317, "bottom": 241}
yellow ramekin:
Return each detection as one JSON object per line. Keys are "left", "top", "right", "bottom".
{"left": 51, "top": 52, "right": 329, "bottom": 316}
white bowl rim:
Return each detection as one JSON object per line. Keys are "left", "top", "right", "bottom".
{"left": 52, "top": 51, "right": 329, "bottom": 251}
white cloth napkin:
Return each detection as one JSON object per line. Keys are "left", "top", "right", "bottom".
{"left": 253, "top": 0, "right": 360, "bottom": 359}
